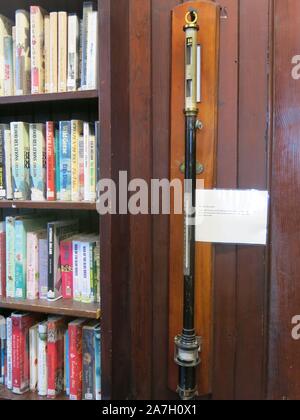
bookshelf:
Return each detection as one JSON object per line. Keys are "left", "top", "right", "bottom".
{"left": 0, "top": 0, "right": 131, "bottom": 402}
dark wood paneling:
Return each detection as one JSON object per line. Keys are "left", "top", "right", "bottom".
{"left": 269, "top": 0, "right": 300, "bottom": 400}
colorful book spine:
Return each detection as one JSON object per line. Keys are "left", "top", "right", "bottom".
{"left": 81, "top": 2, "right": 94, "bottom": 90}
{"left": 37, "top": 322, "right": 47, "bottom": 396}
{"left": 95, "top": 325, "right": 101, "bottom": 400}
{"left": 38, "top": 236, "right": 48, "bottom": 300}
{"left": 30, "top": 123, "right": 46, "bottom": 201}
{"left": 6, "top": 217, "right": 15, "bottom": 298}
{"left": 44, "top": 15, "right": 50, "bottom": 93}
{"left": 73, "top": 240, "right": 81, "bottom": 302}
{"left": 6, "top": 317, "right": 12, "bottom": 390}
{"left": 61, "top": 238, "right": 73, "bottom": 299}
{"left": 47, "top": 317, "right": 65, "bottom": 398}
{"left": 95, "top": 121, "right": 100, "bottom": 189}
{"left": 82, "top": 322, "right": 100, "bottom": 400}
{"left": 89, "top": 132, "right": 96, "bottom": 202}
{"left": 0, "top": 316, "right": 6, "bottom": 385}
{"left": 81, "top": 240, "right": 95, "bottom": 304}
{"left": 0, "top": 223, "right": 6, "bottom": 298}
{"left": 15, "top": 10, "right": 30, "bottom": 95}
{"left": 95, "top": 242, "right": 100, "bottom": 304}
{"left": 67, "top": 14, "right": 80, "bottom": 92}
{"left": 71, "top": 120, "right": 83, "bottom": 201}
{"left": 64, "top": 330, "right": 70, "bottom": 396}
{"left": 83, "top": 122, "right": 91, "bottom": 201}
{"left": 0, "top": 124, "right": 7, "bottom": 199}
{"left": 59, "top": 121, "right": 72, "bottom": 201}
{"left": 0, "top": 15, "right": 13, "bottom": 96}
{"left": 46, "top": 122, "right": 55, "bottom": 201}
{"left": 49, "top": 12, "right": 58, "bottom": 93}
{"left": 58, "top": 12, "right": 67, "bottom": 92}
{"left": 69, "top": 319, "right": 85, "bottom": 400}
{"left": 27, "top": 230, "right": 46, "bottom": 300}
{"left": 4, "top": 128, "right": 13, "bottom": 199}
{"left": 4, "top": 35, "right": 14, "bottom": 96}
{"left": 29, "top": 324, "right": 38, "bottom": 391}
{"left": 10, "top": 122, "right": 31, "bottom": 200}
{"left": 86, "top": 11, "right": 98, "bottom": 90}
{"left": 78, "top": 135, "right": 85, "bottom": 201}
{"left": 30, "top": 6, "right": 45, "bottom": 94}
{"left": 55, "top": 128, "right": 60, "bottom": 200}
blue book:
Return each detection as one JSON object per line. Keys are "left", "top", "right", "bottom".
{"left": 65, "top": 330, "right": 70, "bottom": 396}
{"left": 95, "top": 325, "right": 101, "bottom": 400}
{"left": 59, "top": 121, "right": 71, "bottom": 201}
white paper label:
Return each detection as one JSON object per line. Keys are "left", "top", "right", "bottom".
{"left": 196, "top": 189, "right": 269, "bottom": 245}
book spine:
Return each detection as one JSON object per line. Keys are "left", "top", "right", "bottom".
{"left": 89, "top": 133, "right": 96, "bottom": 202}
{"left": 55, "top": 128, "right": 60, "bottom": 200}
{"left": 95, "top": 121, "right": 100, "bottom": 188}
{"left": 47, "top": 223, "right": 55, "bottom": 300}
{"left": 4, "top": 35, "right": 14, "bottom": 96}
{"left": 11, "top": 122, "right": 30, "bottom": 200}
{"left": 12, "top": 316, "right": 22, "bottom": 393}
{"left": 27, "top": 232, "right": 39, "bottom": 300}
{"left": 58, "top": 12, "right": 67, "bottom": 92}
{"left": 49, "top": 12, "right": 58, "bottom": 93}
{"left": 73, "top": 241, "right": 81, "bottom": 302}
{"left": 6, "top": 217, "right": 15, "bottom": 298}
{"left": 29, "top": 326, "right": 38, "bottom": 391}
{"left": 0, "top": 16, "right": 12, "bottom": 96}
{"left": 95, "top": 326, "right": 101, "bottom": 400}
{"left": 67, "top": 14, "right": 79, "bottom": 91}
{"left": 6, "top": 317, "right": 12, "bottom": 389}
{"left": 38, "top": 323, "right": 47, "bottom": 396}
{"left": 81, "top": 2, "right": 94, "bottom": 90}
{"left": 81, "top": 242, "right": 93, "bottom": 304}
{"left": 86, "top": 11, "right": 98, "bottom": 90}
{"left": 0, "top": 126, "right": 6, "bottom": 198}
{"left": 47, "top": 321, "right": 57, "bottom": 397}
{"left": 0, "top": 318, "right": 6, "bottom": 385}
{"left": 61, "top": 240, "right": 73, "bottom": 299}
{"left": 4, "top": 129, "right": 13, "bottom": 199}
{"left": 59, "top": 121, "right": 72, "bottom": 201}
{"left": 12, "top": 27, "right": 16, "bottom": 95}
{"left": 79, "top": 135, "right": 85, "bottom": 201}
{"left": 71, "top": 120, "right": 82, "bottom": 201}
{"left": 0, "top": 229, "right": 6, "bottom": 298}
{"left": 30, "top": 124, "right": 46, "bottom": 201}
{"left": 69, "top": 323, "right": 83, "bottom": 400}
{"left": 83, "top": 123, "right": 91, "bottom": 201}
{"left": 83, "top": 327, "right": 95, "bottom": 400}
{"left": 15, "top": 10, "right": 30, "bottom": 95}
{"left": 44, "top": 15, "right": 50, "bottom": 93}
{"left": 46, "top": 122, "right": 55, "bottom": 201}
{"left": 95, "top": 243, "right": 100, "bottom": 304}
{"left": 30, "top": 6, "right": 44, "bottom": 94}
{"left": 65, "top": 330, "right": 70, "bottom": 396}
{"left": 38, "top": 238, "right": 48, "bottom": 299}
{"left": 15, "top": 220, "right": 26, "bottom": 299}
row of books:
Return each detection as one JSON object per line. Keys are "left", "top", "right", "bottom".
{"left": 0, "top": 313, "right": 101, "bottom": 400}
{"left": 0, "top": 120, "right": 100, "bottom": 202}
{"left": 0, "top": 217, "right": 100, "bottom": 303}
{"left": 0, "top": 2, "right": 98, "bottom": 96}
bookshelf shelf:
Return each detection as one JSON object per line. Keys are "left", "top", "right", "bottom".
{"left": 0, "top": 200, "right": 97, "bottom": 211}
{"left": 0, "top": 385, "right": 68, "bottom": 400}
{"left": 0, "top": 297, "right": 101, "bottom": 320}
{"left": 0, "top": 90, "right": 98, "bottom": 106}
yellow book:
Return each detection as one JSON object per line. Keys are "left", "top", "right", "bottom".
{"left": 71, "top": 120, "right": 83, "bottom": 202}
{"left": 58, "top": 12, "right": 67, "bottom": 92}
{"left": 49, "top": 12, "right": 58, "bottom": 93}
{"left": 30, "top": 6, "right": 46, "bottom": 94}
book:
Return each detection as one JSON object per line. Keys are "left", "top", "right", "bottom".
{"left": 61, "top": 237, "right": 74, "bottom": 299}
{"left": 95, "top": 121, "right": 100, "bottom": 190}
{"left": 0, "top": 124, "right": 8, "bottom": 199}
{"left": 47, "top": 316, "right": 66, "bottom": 398}
{"left": 67, "top": 14, "right": 80, "bottom": 92}
{"left": 29, "top": 324, "right": 39, "bottom": 391}
{"left": 81, "top": 238, "right": 97, "bottom": 304}
{"left": 47, "top": 219, "right": 78, "bottom": 300}
{"left": 64, "top": 330, "right": 70, "bottom": 395}
{"left": 55, "top": 128, "right": 60, "bottom": 200}
{"left": 4, "top": 35, "right": 14, "bottom": 96}
{"left": 83, "top": 122, "right": 91, "bottom": 201}
{"left": 95, "top": 325, "right": 101, "bottom": 400}
{"left": 46, "top": 121, "right": 56, "bottom": 201}
{"left": 82, "top": 321, "right": 100, "bottom": 400}
{"left": 0, "top": 222, "right": 6, "bottom": 298}
{"left": 59, "top": 121, "right": 72, "bottom": 201}
{"left": 58, "top": 12, "right": 67, "bottom": 92}
{"left": 37, "top": 321, "right": 47, "bottom": 396}
{"left": 6, "top": 317, "right": 12, "bottom": 389}
{"left": 38, "top": 235, "right": 48, "bottom": 300}
{"left": 27, "top": 229, "right": 47, "bottom": 300}
{"left": 49, "top": 12, "right": 58, "bottom": 93}
{"left": 71, "top": 120, "right": 83, "bottom": 201}
{"left": 0, "top": 15, "right": 13, "bottom": 96}
{"left": 95, "top": 242, "right": 100, "bottom": 304}
{"left": 73, "top": 239, "right": 81, "bottom": 302}
{"left": 29, "top": 123, "right": 46, "bottom": 201}
{"left": 78, "top": 134, "right": 85, "bottom": 201}
{"left": 44, "top": 15, "right": 50, "bottom": 93}
{"left": 10, "top": 122, "right": 31, "bottom": 200}
{"left": 89, "top": 129, "right": 96, "bottom": 202}
{"left": 86, "top": 11, "right": 98, "bottom": 90}
{"left": 4, "top": 128, "right": 13, "bottom": 200}
{"left": 81, "top": 2, "right": 95, "bottom": 90}
{"left": 12, "top": 26, "right": 16, "bottom": 94}
{"left": 30, "top": 6, "right": 46, "bottom": 94}
{"left": 15, "top": 10, "right": 31, "bottom": 95}
{"left": 12, "top": 312, "right": 36, "bottom": 394}
{"left": 0, "top": 316, "right": 6, "bottom": 385}
{"left": 69, "top": 319, "right": 86, "bottom": 400}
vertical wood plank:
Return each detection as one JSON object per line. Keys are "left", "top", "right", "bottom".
{"left": 129, "top": 0, "right": 153, "bottom": 400}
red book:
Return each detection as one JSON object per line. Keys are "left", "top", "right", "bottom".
{"left": 0, "top": 228, "right": 6, "bottom": 297}
{"left": 46, "top": 121, "right": 56, "bottom": 201}
{"left": 61, "top": 238, "right": 74, "bottom": 299}
{"left": 47, "top": 316, "right": 66, "bottom": 398}
{"left": 12, "top": 313, "right": 36, "bottom": 394}
{"left": 69, "top": 319, "right": 86, "bottom": 400}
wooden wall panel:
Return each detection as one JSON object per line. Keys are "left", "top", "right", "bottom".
{"left": 269, "top": 0, "right": 300, "bottom": 400}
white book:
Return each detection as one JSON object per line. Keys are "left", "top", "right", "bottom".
{"left": 38, "top": 322, "right": 48, "bottom": 396}
{"left": 3, "top": 35, "right": 14, "bottom": 96}
{"left": 49, "top": 12, "right": 58, "bottom": 93}
{"left": 12, "top": 27, "right": 16, "bottom": 95}
{"left": 30, "top": 6, "right": 46, "bottom": 94}
{"left": 6, "top": 317, "right": 12, "bottom": 389}
{"left": 29, "top": 324, "right": 39, "bottom": 391}
{"left": 15, "top": 10, "right": 31, "bottom": 95}
{"left": 4, "top": 128, "right": 13, "bottom": 200}
{"left": 44, "top": 15, "right": 50, "bottom": 93}
{"left": 73, "top": 240, "right": 81, "bottom": 302}
{"left": 67, "top": 14, "right": 80, "bottom": 91}
{"left": 58, "top": 12, "right": 67, "bottom": 92}
{"left": 83, "top": 123, "right": 91, "bottom": 201}
{"left": 86, "top": 11, "right": 98, "bottom": 90}
{"left": 81, "top": 2, "right": 94, "bottom": 90}
{"left": 0, "top": 15, "right": 13, "bottom": 96}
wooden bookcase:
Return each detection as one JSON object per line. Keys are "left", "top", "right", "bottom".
{"left": 0, "top": 0, "right": 131, "bottom": 401}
